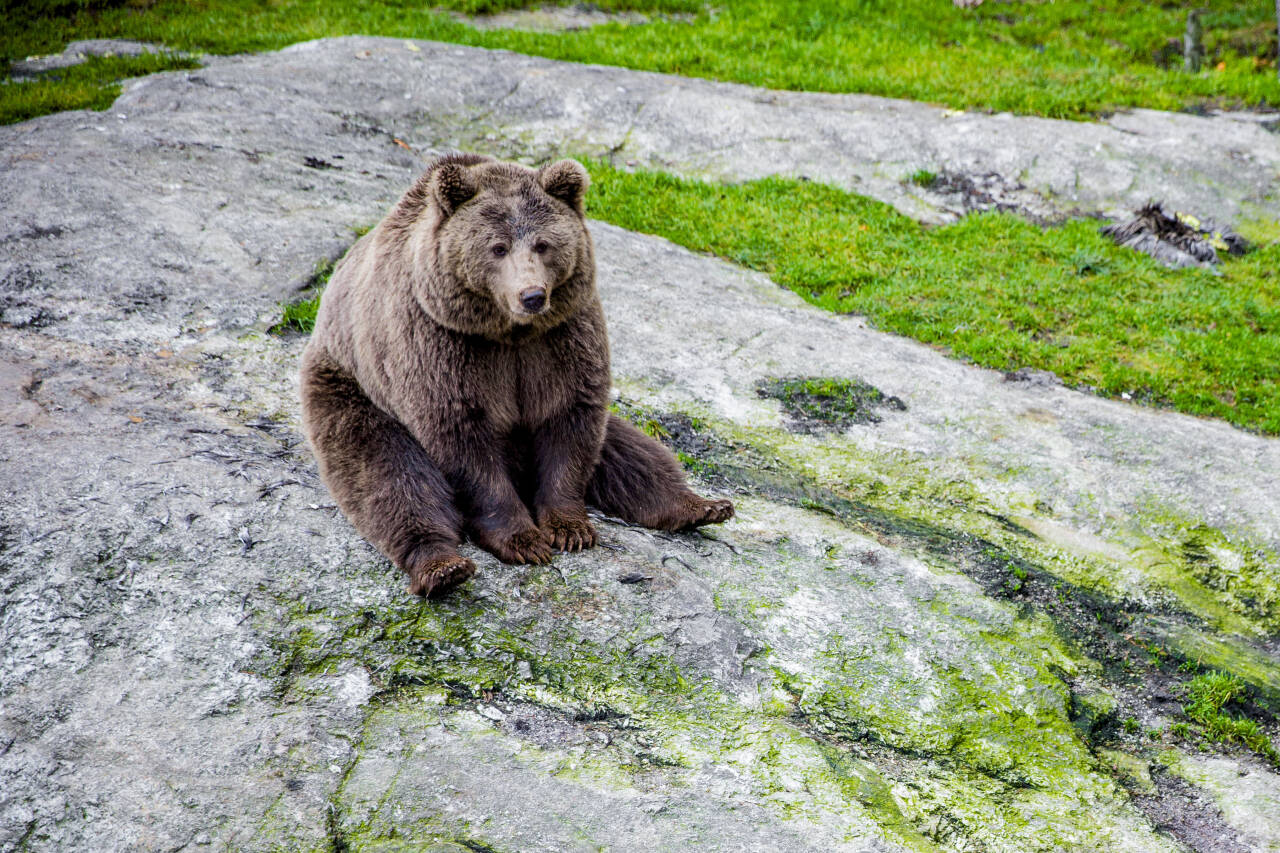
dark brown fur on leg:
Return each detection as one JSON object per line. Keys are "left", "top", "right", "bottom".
{"left": 301, "top": 348, "right": 474, "bottom": 596}
{"left": 586, "top": 415, "right": 734, "bottom": 531}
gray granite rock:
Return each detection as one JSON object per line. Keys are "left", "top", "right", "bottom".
{"left": 1, "top": 37, "right": 1278, "bottom": 853}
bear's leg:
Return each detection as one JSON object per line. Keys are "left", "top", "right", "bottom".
{"left": 301, "top": 349, "right": 474, "bottom": 597}
{"left": 423, "top": 421, "right": 552, "bottom": 566}
{"left": 530, "top": 402, "right": 607, "bottom": 552}
{"left": 587, "top": 414, "right": 734, "bottom": 531}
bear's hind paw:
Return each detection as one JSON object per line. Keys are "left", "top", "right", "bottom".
{"left": 405, "top": 552, "right": 477, "bottom": 597}
{"left": 673, "top": 495, "right": 735, "bottom": 531}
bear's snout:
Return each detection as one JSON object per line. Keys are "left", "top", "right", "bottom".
{"left": 519, "top": 287, "right": 548, "bottom": 314}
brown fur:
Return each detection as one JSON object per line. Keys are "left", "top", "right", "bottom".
{"left": 300, "top": 154, "right": 732, "bottom": 596}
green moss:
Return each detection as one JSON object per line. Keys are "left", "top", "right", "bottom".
{"left": 1138, "top": 520, "right": 1280, "bottom": 635}
{"left": 757, "top": 376, "right": 907, "bottom": 431}
{"left": 1071, "top": 688, "right": 1120, "bottom": 739}
{"left": 259, "top": 587, "right": 944, "bottom": 850}
{"left": 1098, "top": 748, "right": 1156, "bottom": 794}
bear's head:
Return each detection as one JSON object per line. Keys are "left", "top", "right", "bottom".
{"left": 391, "top": 153, "right": 595, "bottom": 341}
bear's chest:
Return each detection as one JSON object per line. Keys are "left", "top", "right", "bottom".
{"left": 447, "top": 334, "right": 588, "bottom": 432}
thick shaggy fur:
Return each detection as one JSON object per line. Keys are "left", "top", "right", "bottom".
{"left": 301, "top": 154, "right": 732, "bottom": 596}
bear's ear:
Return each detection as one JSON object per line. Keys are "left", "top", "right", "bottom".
{"left": 538, "top": 159, "right": 590, "bottom": 212}
{"left": 430, "top": 160, "right": 480, "bottom": 217}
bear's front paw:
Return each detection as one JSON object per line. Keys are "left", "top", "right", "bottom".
{"left": 405, "top": 551, "right": 476, "bottom": 597}
{"left": 538, "top": 506, "right": 598, "bottom": 552}
{"left": 482, "top": 527, "right": 553, "bottom": 565}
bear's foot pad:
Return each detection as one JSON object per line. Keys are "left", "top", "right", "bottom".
{"left": 406, "top": 553, "right": 476, "bottom": 597}
{"left": 540, "top": 507, "right": 598, "bottom": 552}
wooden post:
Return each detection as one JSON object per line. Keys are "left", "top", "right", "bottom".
{"left": 1184, "top": 9, "right": 1203, "bottom": 73}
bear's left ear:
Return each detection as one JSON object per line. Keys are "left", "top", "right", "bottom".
{"left": 538, "top": 159, "right": 590, "bottom": 213}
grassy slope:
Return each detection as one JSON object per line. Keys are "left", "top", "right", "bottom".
{"left": 584, "top": 164, "right": 1280, "bottom": 434}
{"left": 4, "top": 0, "right": 1279, "bottom": 120}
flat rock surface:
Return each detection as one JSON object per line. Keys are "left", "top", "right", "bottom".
{"left": 2, "top": 37, "right": 1278, "bottom": 852}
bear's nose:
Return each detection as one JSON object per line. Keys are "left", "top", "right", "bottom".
{"left": 519, "top": 288, "right": 547, "bottom": 313}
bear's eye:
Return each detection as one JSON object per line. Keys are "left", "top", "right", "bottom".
{"left": 491, "top": 244, "right": 508, "bottom": 258}
{"left": 533, "top": 242, "right": 549, "bottom": 255}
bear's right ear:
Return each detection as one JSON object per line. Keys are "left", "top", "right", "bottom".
{"left": 538, "top": 159, "right": 590, "bottom": 214}
{"left": 430, "top": 161, "right": 479, "bottom": 217}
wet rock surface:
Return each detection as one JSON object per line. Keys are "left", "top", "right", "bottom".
{"left": 2, "top": 37, "right": 1279, "bottom": 852}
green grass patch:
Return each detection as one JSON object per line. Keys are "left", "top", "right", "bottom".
{"left": 908, "top": 169, "right": 937, "bottom": 189}
{"left": 1, "top": 51, "right": 197, "bottom": 125}
{"left": 269, "top": 257, "right": 334, "bottom": 335}
{"left": 5, "top": 0, "right": 1278, "bottom": 121}
{"left": 1178, "top": 671, "right": 1279, "bottom": 764}
{"left": 582, "top": 163, "right": 1280, "bottom": 434}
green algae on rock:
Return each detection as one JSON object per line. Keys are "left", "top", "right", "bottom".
{"left": 757, "top": 376, "right": 908, "bottom": 432}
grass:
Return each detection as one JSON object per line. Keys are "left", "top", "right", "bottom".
{"left": 5, "top": 0, "right": 1279, "bottom": 122}
{"left": 269, "top": 257, "right": 334, "bottom": 334}
{"left": 581, "top": 163, "right": 1280, "bottom": 434}
{"left": 1178, "top": 671, "right": 1279, "bottom": 764}
{"left": 0, "top": 51, "right": 197, "bottom": 124}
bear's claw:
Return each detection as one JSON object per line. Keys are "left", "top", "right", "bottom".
{"left": 695, "top": 498, "right": 735, "bottom": 527}
{"left": 405, "top": 553, "right": 477, "bottom": 597}
{"left": 488, "top": 527, "right": 554, "bottom": 565}
{"left": 539, "top": 507, "right": 598, "bottom": 553}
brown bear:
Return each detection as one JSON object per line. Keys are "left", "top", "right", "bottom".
{"left": 300, "top": 153, "right": 733, "bottom": 597}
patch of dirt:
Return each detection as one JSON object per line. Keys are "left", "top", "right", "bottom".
{"left": 916, "top": 168, "right": 1037, "bottom": 218}
{"left": 1132, "top": 770, "right": 1257, "bottom": 853}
